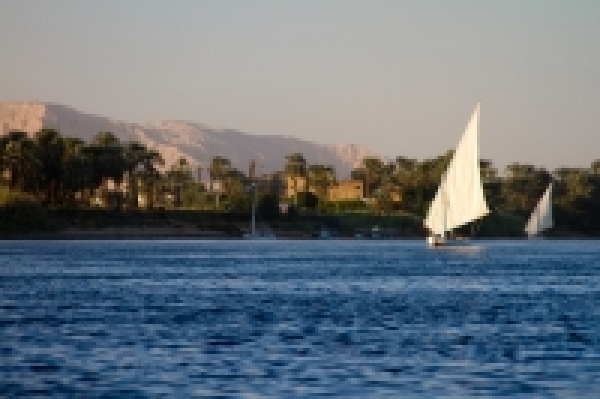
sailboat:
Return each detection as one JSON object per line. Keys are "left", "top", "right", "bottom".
{"left": 424, "top": 103, "right": 490, "bottom": 246}
{"left": 244, "top": 182, "right": 276, "bottom": 240}
{"left": 524, "top": 183, "right": 553, "bottom": 238}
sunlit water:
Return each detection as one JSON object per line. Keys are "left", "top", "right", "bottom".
{"left": 1, "top": 239, "right": 599, "bottom": 398}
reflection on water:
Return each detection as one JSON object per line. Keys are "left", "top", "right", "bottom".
{"left": 1, "top": 239, "right": 599, "bottom": 397}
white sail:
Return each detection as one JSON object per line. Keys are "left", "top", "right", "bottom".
{"left": 525, "top": 183, "right": 553, "bottom": 237}
{"left": 425, "top": 103, "right": 490, "bottom": 236}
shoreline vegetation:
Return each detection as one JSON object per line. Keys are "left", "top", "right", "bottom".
{"left": 0, "top": 207, "right": 426, "bottom": 240}
{"left": 0, "top": 207, "right": 596, "bottom": 240}
{"left": 1, "top": 128, "right": 599, "bottom": 239}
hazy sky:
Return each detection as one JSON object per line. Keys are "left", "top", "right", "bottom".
{"left": 1, "top": 0, "right": 598, "bottom": 171}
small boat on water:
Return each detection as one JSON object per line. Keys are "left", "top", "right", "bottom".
{"left": 424, "top": 103, "right": 490, "bottom": 247}
{"left": 244, "top": 181, "right": 276, "bottom": 240}
{"left": 525, "top": 183, "right": 553, "bottom": 239}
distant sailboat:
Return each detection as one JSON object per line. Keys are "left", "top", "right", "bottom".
{"left": 244, "top": 181, "right": 276, "bottom": 240}
{"left": 424, "top": 103, "right": 490, "bottom": 246}
{"left": 525, "top": 183, "right": 553, "bottom": 238}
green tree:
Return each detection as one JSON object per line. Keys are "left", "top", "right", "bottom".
{"left": 223, "top": 168, "right": 249, "bottom": 206}
{"left": 0, "top": 131, "right": 38, "bottom": 193}
{"left": 362, "top": 156, "right": 385, "bottom": 198}
{"left": 163, "top": 157, "right": 197, "bottom": 208}
{"left": 91, "top": 132, "right": 126, "bottom": 187}
{"left": 209, "top": 156, "right": 232, "bottom": 188}
{"left": 0, "top": 186, "right": 53, "bottom": 233}
{"left": 123, "top": 141, "right": 162, "bottom": 209}
{"left": 60, "top": 137, "right": 92, "bottom": 206}
{"left": 33, "top": 128, "right": 65, "bottom": 205}
{"left": 554, "top": 167, "right": 595, "bottom": 233}
{"left": 503, "top": 163, "right": 550, "bottom": 214}
{"left": 81, "top": 132, "right": 127, "bottom": 207}
{"left": 284, "top": 153, "right": 307, "bottom": 177}
{"left": 295, "top": 191, "right": 318, "bottom": 211}
{"left": 590, "top": 159, "right": 600, "bottom": 176}
{"left": 137, "top": 150, "right": 163, "bottom": 210}
{"left": 307, "top": 164, "right": 336, "bottom": 202}
{"left": 480, "top": 159, "right": 502, "bottom": 211}
{"left": 257, "top": 193, "right": 280, "bottom": 219}
{"left": 208, "top": 156, "right": 233, "bottom": 209}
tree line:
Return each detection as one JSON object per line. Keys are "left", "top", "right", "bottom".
{"left": 1, "top": 128, "right": 599, "bottom": 236}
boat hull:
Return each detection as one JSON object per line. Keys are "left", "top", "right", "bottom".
{"left": 427, "top": 235, "right": 446, "bottom": 246}
{"left": 427, "top": 235, "right": 475, "bottom": 248}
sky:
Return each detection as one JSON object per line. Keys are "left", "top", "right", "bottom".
{"left": 1, "top": 0, "right": 599, "bottom": 171}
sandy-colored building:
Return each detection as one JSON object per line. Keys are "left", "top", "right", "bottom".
{"left": 389, "top": 187, "right": 402, "bottom": 203}
{"left": 285, "top": 176, "right": 366, "bottom": 202}
{"left": 327, "top": 180, "right": 364, "bottom": 201}
{"left": 285, "top": 175, "right": 308, "bottom": 198}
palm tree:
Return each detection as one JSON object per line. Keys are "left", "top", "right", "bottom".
{"left": 122, "top": 141, "right": 162, "bottom": 208}
{"left": 33, "top": 128, "right": 65, "bottom": 205}
{"left": 61, "top": 137, "right": 91, "bottom": 206}
{"left": 223, "top": 168, "right": 249, "bottom": 205}
{"left": 284, "top": 153, "right": 307, "bottom": 177}
{"left": 80, "top": 132, "right": 128, "bottom": 207}
{"left": 591, "top": 159, "right": 600, "bottom": 176}
{"left": 209, "top": 156, "right": 232, "bottom": 187}
{"left": 208, "top": 156, "right": 233, "bottom": 209}
{"left": 164, "top": 157, "right": 195, "bottom": 208}
{"left": 92, "top": 132, "right": 126, "bottom": 187}
{"left": 1, "top": 131, "right": 38, "bottom": 193}
{"left": 361, "top": 156, "right": 385, "bottom": 198}
{"left": 307, "top": 164, "right": 336, "bottom": 203}
{"left": 135, "top": 148, "right": 163, "bottom": 210}
{"left": 284, "top": 153, "right": 308, "bottom": 204}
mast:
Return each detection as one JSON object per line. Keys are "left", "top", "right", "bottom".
{"left": 536, "top": 206, "right": 541, "bottom": 237}
{"left": 249, "top": 159, "right": 257, "bottom": 237}
{"left": 251, "top": 182, "right": 257, "bottom": 236}
{"left": 442, "top": 187, "right": 447, "bottom": 240}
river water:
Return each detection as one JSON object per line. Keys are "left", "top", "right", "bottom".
{"left": 1, "top": 239, "right": 599, "bottom": 397}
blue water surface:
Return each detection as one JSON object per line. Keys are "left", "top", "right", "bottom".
{"left": 1, "top": 239, "right": 599, "bottom": 398}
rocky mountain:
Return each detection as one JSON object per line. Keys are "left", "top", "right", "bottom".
{"left": 0, "top": 101, "right": 378, "bottom": 178}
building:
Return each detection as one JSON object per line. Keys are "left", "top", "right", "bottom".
{"left": 284, "top": 175, "right": 308, "bottom": 199}
{"left": 327, "top": 180, "right": 364, "bottom": 202}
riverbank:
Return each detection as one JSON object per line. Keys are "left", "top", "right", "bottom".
{"left": 2, "top": 208, "right": 595, "bottom": 240}
{"left": 9, "top": 227, "right": 232, "bottom": 240}
{"left": 0, "top": 208, "right": 426, "bottom": 239}
{"left": 0, "top": 226, "right": 386, "bottom": 240}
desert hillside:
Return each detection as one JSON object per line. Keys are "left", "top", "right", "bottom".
{"left": 0, "top": 101, "right": 378, "bottom": 178}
